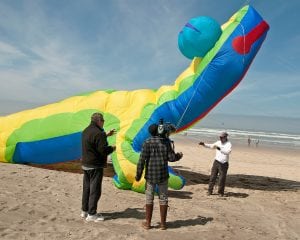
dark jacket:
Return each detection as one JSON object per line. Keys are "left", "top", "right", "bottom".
{"left": 81, "top": 122, "right": 114, "bottom": 168}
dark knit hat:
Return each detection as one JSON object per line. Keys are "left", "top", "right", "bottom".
{"left": 148, "top": 124, "right": 158, "bottom": 136}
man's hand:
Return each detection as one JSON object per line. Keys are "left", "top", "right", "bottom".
{"left": 175, "top": 152, "right": 183, "bottom": 160}
{"left": 107, "top": 129, "right": 116, "bottom": 137}
{"left": 199, "top": 142, "right": 205, "bottom": 146}
{"left": 135, "top": 175, "right": 141, "bottom": 181}
{"left": 212, "top": 145, "right": 220, "bottom": 150}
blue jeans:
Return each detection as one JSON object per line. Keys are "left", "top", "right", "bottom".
{"left": 145, "top": 180, "right": 168, "bottom": 205}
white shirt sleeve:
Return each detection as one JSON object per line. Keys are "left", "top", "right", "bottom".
{"left": 204, "top": 141, "right": 218, "bottom": 149}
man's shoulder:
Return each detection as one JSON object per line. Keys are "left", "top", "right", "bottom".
{"left": 83, "top": 124, "right": 104, "bottom": 137}
{"left": 222, "top": 140, "right": 232, "bottom": 147}
{"left": 144, "top": 136, "right": 161, "bottom": 144}
{"left": 144, "top": 137, "right": 154, "bottom": 144}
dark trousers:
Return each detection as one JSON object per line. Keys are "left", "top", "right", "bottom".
{"left": 82, "top": 168, "right": 104, "bottom": 215}
{"left": 208, "top": 160, "right": 229, "bottom": 194}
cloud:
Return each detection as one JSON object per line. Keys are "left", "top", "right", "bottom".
{"left": 0, "top": 41, "right": 26, "bottom": 66}
{"left": 0, "top": 41, "right": 24, "bottom": 56}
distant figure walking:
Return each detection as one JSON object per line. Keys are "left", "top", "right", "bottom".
{"left": 248, "top": 136, "right": 251, "bottom": 147}
{"left": 199, "top": 132, "right": 232, "bottom": 196}
{"left": 255, "top": 139, "right": 259, "bottom": 147}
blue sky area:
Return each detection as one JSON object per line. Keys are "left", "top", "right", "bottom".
{"left": 0, "top": 0, "right": 299, "bottom": 118}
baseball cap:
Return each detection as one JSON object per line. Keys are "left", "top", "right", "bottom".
{"left": 220, "top": 131, "right": 228, "bottom": 137}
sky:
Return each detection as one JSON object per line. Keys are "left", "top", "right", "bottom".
{"left": 0, "top": 0, "right": 299, "bottom": 118}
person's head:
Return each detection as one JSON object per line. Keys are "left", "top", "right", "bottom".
{"left": 91, "top": 112, "right": 105, "bottom": 128}
{"left": 148, "top": 124, "right": 158, "bottom": 137}
{"left": 219, "top": 131, "right": 228, "bottom": 143}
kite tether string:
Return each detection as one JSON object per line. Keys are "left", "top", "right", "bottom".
{"left": 175, "top": 66, "right": 208, "bottom": 130}
{"left": 175, "top": 22, "right": 246, "bottom": 130}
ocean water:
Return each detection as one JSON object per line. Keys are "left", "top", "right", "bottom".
{"left": 179, "top": 114, "right": 300, "bottom": 149}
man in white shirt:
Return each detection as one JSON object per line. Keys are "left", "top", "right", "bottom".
{"left": 199, "top": 131, "right": 232, "bottom": 196}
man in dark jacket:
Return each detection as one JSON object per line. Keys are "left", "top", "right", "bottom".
{"left": 81, "top": 112, "right": 116, "bottom": 222}
{"left": 135, "top": 123, "right": 183, "bottom": 230}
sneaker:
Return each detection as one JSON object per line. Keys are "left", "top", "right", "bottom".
{"left": 81, "top": 211, "right": 88, "bottom": 218}
{"left": 86, "top": 213, "right": 105, "bottom": 222}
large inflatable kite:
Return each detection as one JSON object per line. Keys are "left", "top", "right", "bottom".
{"left": 0, "top": 5, "right": 269, "bottom": 193}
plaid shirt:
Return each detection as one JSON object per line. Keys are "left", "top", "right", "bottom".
{"left": 136, "top": 136, "right": 177, "bottom": 184}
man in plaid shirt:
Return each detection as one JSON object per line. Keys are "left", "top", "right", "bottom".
{"left": 135, "top": 123, "right": 183, "bottom": 230}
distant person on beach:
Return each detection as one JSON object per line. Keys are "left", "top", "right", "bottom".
{"left": 81, "top": 112, "right": 116, "bottom": 222}
{"left": 199, "top": 131, "right": 232, "bottom": 196}
{"left": 255, "top": 139, "right": 259, "bottom": 147}
{"left": 135, "top": 123, "right": 183, "bottom": 230}
{"left": 248, "top": 136, "right": 251, "bottom": 146}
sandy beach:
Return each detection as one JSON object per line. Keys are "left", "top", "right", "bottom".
{"left": 0, "top": 136, "right": 299, "bottom": 240}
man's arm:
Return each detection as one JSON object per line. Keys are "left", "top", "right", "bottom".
{"left": 167, "top": 140, "right": 183, "bottom": 162}
{"left": 96, "top": 132, "right": 115, "bottom": 155}
{"left": 199, "top": 141, "right": 219, "bottom": 149}
{"left": 135, "top": 142, "right": 149, "bottom": 181}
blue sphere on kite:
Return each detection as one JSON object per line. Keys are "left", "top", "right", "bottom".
{"left": 178, "top": 16, "right": 222, "bottom": 59}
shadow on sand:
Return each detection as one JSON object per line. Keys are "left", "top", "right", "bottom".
{"left": 168, "top": 190, "right": 194, "bottom": 199}
{"left": 29, "top": 161, "right": 300, "bottom": 192}
{"left": 102, "top": 208, "right": 213, "bottom": 229}
{"left": 172, "top": 166, "right": 300, "bottom": 191}
{"left": 103, "top": 207, "right": 145, "bottom": 220}
{"left": 28, "top": 160, "right": 116, "bottom": 177}
{"left": 167, "top": 216, "right": 213, "bottom": 229}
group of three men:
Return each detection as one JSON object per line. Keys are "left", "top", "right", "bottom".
{"left": 80, "top": 112, "right": 232, "bottom": 230}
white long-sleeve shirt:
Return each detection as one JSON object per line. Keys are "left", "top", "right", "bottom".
{"left": 204, "top": 140, "right": 232, "bottom": 164}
